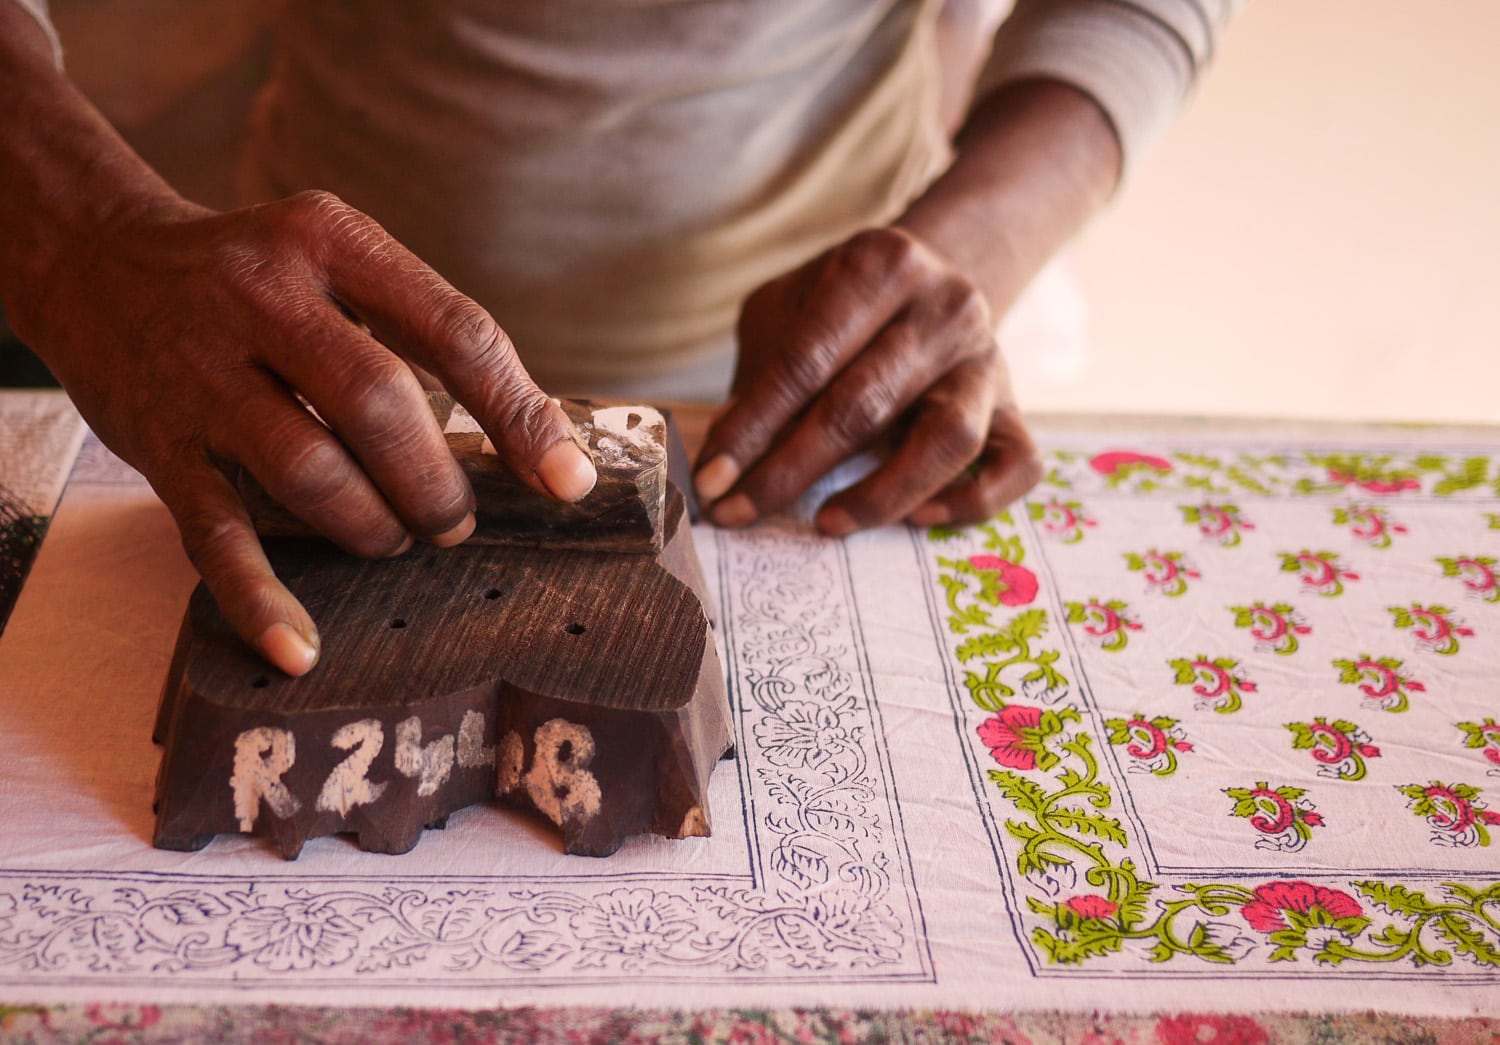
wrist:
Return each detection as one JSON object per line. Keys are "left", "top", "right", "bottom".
{"left": 895, "top": 78, "right": 1121, "bottom": 316}
{"left": 0, "top": 7, "right": 186, "bottom": 341}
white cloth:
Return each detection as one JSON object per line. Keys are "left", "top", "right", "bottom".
{"left": 1, "top": 401, "right": 1497, "bottom": 1015}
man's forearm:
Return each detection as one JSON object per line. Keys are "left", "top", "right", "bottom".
{"left": 0, "top": 4, "right": 181, "bottom": 338}
{"left": 896, "top": 78, "right": 1122, "bottom": 321}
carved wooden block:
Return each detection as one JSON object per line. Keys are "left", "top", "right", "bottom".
{"left": 152, "top": 401, "right": 731, "bottom": 859}
{"left": 240, "top": 396, "right": 670, "bottom": 553}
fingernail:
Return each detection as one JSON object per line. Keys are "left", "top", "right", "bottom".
{"left": 908, "top": 504, "right": 952, "bottom": 527}
{"left": 430, "top": 513, "right": 475, "bottom": 548}
{"left": 695, "top": 454, "right": 740, "bottom": 502}
{"left": 389, "top": 533, "right": 416, "bottom": 557}
{"left": 816, "top": 506, "right": 857, "bottom": 537}
{"left": 258, "top": 622, "right": 318, "bottom": 677}
{"left": 537, "top": 441, "right": 598, "bottom": 501}
{"left": 711, "top": 493, "right": 757, "bottom": 528}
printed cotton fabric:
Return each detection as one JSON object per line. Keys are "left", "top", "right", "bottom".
{"left": 0, "top": 408, "right": 1495, "bottom": 1015}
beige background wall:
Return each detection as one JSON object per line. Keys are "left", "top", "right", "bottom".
{"left": 1045, "top": 0, "right": 1499, "bottom": 424}
{"left": 47, "top": 1, "right": 1500, "bottom": 425}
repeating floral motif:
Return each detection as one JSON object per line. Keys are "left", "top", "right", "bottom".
{"left": 1332, "top": 504, "right": 1408, "bottom": 549}
{"left": 1437, "top": 554, "right": 1500, "bottom": 603}
{"left": 1168, "top": 655, "right": 1258, "bottom": 714}
{"left": 1063, "top": 597, "right": 1142, "bottom": 652}
{"left": 1397, "top": 782, "right": 1500, "bottom": 848}
{"left": 929, "top": 438, "right": 1500, "bottom": 978}
{"left": 1124, "top": 549, "right": 1200, "bottom": 598}
{"left": 1389, "top": 603, "right": 1475, "bottom": 656}
{"left": 1224, "top": 782, "right": 1325, "bottom": 853}
{"left": 1180, "top": 502, "right": 1254, "bottom": 546}
{"left": 932, "top": 522, "right": 1068, "bottom": 710}
{"left": 1278, "top": 549, "right": 1360, "bottom": 597}
{"left": 1457, "top": 719, "right": 1500, "bottom": 775}
{"left": 1285, "top": 718, "right": 1381, "bottom": 781}
{"left": 1041, "top": 448, "right": 1500, "bottom": 500}
{"left": 1331, "top": 654, "right": 1427, "bottom": 714}
{"left": 1028, "top": 498, "right": 1097, "bottom": 543}
{"left": 950, "top": 675, "right": 1500, "bottom": 971}
{"left": 0, "top": 533, "right": 923, "bottom": 986}
{"left": 1106, "top": 713, "right": 1192, "bottom": 777}
{"left": 1229, "top": 602, "right": 1311, "bottom": 655}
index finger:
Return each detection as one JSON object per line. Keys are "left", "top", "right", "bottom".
{"left": 312, "top": 198, "right": 596, "bottom": 503}
{"left": 694, "top": 233, "right": 917, "bottom": 503}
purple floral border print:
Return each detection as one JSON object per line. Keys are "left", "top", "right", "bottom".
{"left": 922, "top": 444, "right": 1500, "bottom": 980}
{"left": 0, "top": 530, "right": 932, "bottom": 991}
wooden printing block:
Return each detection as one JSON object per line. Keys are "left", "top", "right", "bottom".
{"left": 151, "top": 401, "right": 731, "bottom": 858}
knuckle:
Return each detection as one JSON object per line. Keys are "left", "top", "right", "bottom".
{"left": 435, "top": 297, "right": 514, "bottom": 371}
{"left": 936, "top": 276, "right": 991, "bottom": 332}
{"left": 287, "top": 188, "right": 350, "bottom": 226}
{"left": 841, "top": 228, "right": 919, "bottom": 284}
{"left": 820, "top": 377, "right": 897, "bottom": 447}
{"left": 263, "top": 432, "right": 355, "bottom": 516}
{"left": 338, "top": 355, "right": 422, "bottom": 438}
{"left": 485, "top": 386, "right": 557, "bottom": 457}
{"left": 176, "top": 507, "right": 244, "bottom": 579}
{"left": 931, "top": 410, "right": 988, "bottom": 467}
{"left": 776, "top": 339, "right": 839, "bottom": 399}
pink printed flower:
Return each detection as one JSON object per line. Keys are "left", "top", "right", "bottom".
{"left": 1327, "top": 469, "right": 1420, "bottom": 494}
{"left": 1063, "top": 894, "right": 1118, "bottom": 921}
{"left": 967, "top": 555, "right": 1039, "bottom": 606}
{"left": 1156, "top": 1014, "right": 1271, "bottom": 1045}
{"left": 977, "top": 705, "right": 1046, "bottom": 771}
{"left": 83, "top": 1005, "right": 162, "bottom": 1032}
{"left": 1090, "top": 450, "right": 1173, "bottom": 476}
{"left": 1239, "top": 881, "right": 1362, "bottom": 934}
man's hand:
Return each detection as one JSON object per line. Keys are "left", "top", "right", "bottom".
{"left": 693, "top": 227, "right": 1041, "bottom": 534}
{"left": 26, "top": 192, "right": 596, "bottom": 677}
{"left": 693, "top": 79, "right": 1122, "bottom": 536}
{"left": 0, "top": 8, "right": 595, "bottom": 678}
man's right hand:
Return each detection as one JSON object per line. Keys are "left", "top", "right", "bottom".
{"left": 22, "top": 191, "right": 595, "bottom": 677}
{"left": 0, "top": 6, "right": 594, "bottom": 677}
{"left": 0, "top": 8, "right": 594, "bottom": 678}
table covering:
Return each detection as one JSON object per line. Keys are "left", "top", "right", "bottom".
{"left": 0, "top": 391, "right": 1496, "bottom": 1030}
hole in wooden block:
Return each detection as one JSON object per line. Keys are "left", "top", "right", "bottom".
{"left": 483, "top": 588, "right": 502, "bottom": 600}
{"left": 250, "top": 675, "right": 269, "bottom": 689}
{"left": 626, "top": 411, "right": 641, "bottom": 430}
{"left": 565, "top": 622, "right": 585, "bottom": 636}
{"left": 389, "top": 618, "right": 407, "bottom": 630}
{"left": 557, "top": 739, "right": 574, "bottom": 763}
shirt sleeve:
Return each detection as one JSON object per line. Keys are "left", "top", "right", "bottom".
{"left": 7, "top": 0, "right": 63, "bottom": 67}
{"left": 975, "top": 0, "right": 1244, "bottom": 177}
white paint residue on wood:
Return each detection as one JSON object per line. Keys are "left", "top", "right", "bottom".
{"left": 315, "top": 719, "right": 389, "bottom": 816}
{"left": 679, "top": 805, "right": 709, "bottom": 838}
{"left": 394, "top": 716, "right": 455, "bottom": 797}
{"left": 587, "top": 405, "right": 665, "bottom": 470}
{"left": 443, "top": 402, "right": 496, "bottom": 455}
{"left": 456, "top": 709, "right": 495, "bottom": 768}
{"left": 231, "top": 727, "right": 301, "bottom": 832}
{"left": 523, "top": 718, "right": 602, "bottom": 828}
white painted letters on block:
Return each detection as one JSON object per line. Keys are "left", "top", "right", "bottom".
{"left": 315, "top": 719, "right": 389, "bottom": 816}
{"left": 523, "top": 718, "right": 602, "bottom": 827}
{"left": 456, "top": 709, "right": 495, "bottom": 768}
{"left": 394, "top": 716, "right": 455, "bottom": 797}
{"left": 231, "top": 727, "right": 301, "bottom": 831}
